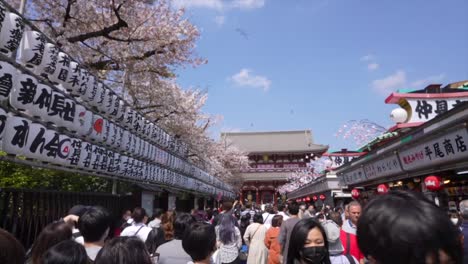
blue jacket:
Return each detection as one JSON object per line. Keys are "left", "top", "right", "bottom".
{"left": 461, "top": 221, "right": 468, "bottom": 261}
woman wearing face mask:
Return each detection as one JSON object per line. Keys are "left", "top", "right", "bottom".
{"left": 449, "top": 211, "right": 462, "bottom": 231}
{"left": 287, "top": 218, "right": 332, "bottom": 264}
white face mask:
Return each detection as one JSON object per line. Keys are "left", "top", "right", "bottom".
{"left": 451, "top": 218, "right": 459, "bottom": 225}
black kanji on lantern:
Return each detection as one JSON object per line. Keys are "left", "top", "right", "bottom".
{"left": 49, "top": 93, "right": 65, "bottom": 117}
{"left": 44, "top": 132, "right": 59, "bottom": 158}
{"left": 443, "top": 139, "right": 455, "bottom": 155}
{"left": 58, "top": 54, "right": 71, "bottom": 67}
{"left": 0, "top": 70, "right": 13, "bottom": 97}
{"left": 433, "top": 143, "right": 445, "bottom": 158}
{"left": 11, "top": 120, "right": 29, "bottom": 148}
{"left": 415, "top": 100, "right": 433, "bottom": 119}
{"left": 452, "top": 100, "right": 464, "bottom": 108}
{"left": 63, "top": 100, "right": 75, "bottom": 122}
{"left": 69, "top": 140, "right": 81, "bottom": 166}
{"left": 33, "top": 87, "right": 52, "bottom": 111}
{"left": 5, "top": 17, "right": 24, "bottom": 52}
{"left": 58, "top": 68, "right": 68, "bottom": 81}
{"left": 434, "top": 100, "right": 448, "bottom": 115}
{"left": 0, "top": 114, "right": 6, "bottom": 136}
{"left": 18, "top": 78, "right": 37, "bottom": 105}
{"left": 29, "top": 127, "right": 47, "bottom": 154}
{"left": 27, "top": 34, "right": 46, "bottom": 66}
{"left": 455, "top": 135, "right": 467, "bottom": 152}
{"left": 44, "top": 47, "right": 59, "bottom": 75}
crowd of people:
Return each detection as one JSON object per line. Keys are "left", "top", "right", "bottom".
{"left": 0, "top": 190, "right": 465, "bottom": 264}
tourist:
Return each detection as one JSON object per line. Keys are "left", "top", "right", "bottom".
{"left": 298, "top": 204, "right": 307, "bottom": 219}
{"left": 120, "top": 207, "right": 152, "bottom": 242}
{"left": 279, "top": 202, "right": 301, "bottom": 264}
{"left": 145, "top": 221, "right": 167, "bottom": 256}
{"left": 115, "top": 209, "right": 132, "bottom": 236}
{"left": 303, "top": 205, "right": 316, "bottom": 219}
{"left": 95, "top": 236, "right": 152, "bottom": 264}
{"left": 0, "top": 228, "right": 25, "bottom": 264}
{"left": 241, "top": 203, "right": 256, "bottom": 223}
{"left": 358, "top": 190, "right": 462, "bottom": 264}
{"left": 287, "top": 218, "right": 331, "bottom": 264}
{"left": 449, "top": 210, "right": 462, "bottom": 230}
{"left": 156, "top": 213, "right": 195, "bottom": 264}
{"left": 239, "top": 214, "right": 251, "bottom": 245}
{"left": 328, "top": 211, "right": 363, "bottom": 264}
{"left": 322, "top": 219, "right": 358, "bottom": 264}
{"left": 277, "top": 204, "right": 290, "bottom": 221}
{"left": 342, "top": 202, "right": 360, "bottom": 236}
{"left": 148, "top": 208, "right": 164, "bottom": 229}
{"left": 264, "top": 215, "right": 283, "bottom": 264}
{"left": 183, "top": 222, "right": 217, "bottom": 264}
{"left": 43, "top": 240, "right": 88, "bottom": 264}
{"left": 215, "top": 214, "right": 242, "bottom": 264}
{"left": 161, "top": 210, "right": 176, "bottom": 241}
{"left": 262, "top": 204, "right": 276, "bottom": 229}
{"left": 67, "top": 205, "right": 91, "bottom": 244}
{"left": 78, "top": 206, "right": 112, "bottom": 261}
{"left": 26, "top": 221, "right": 72, "bottom": 264}
{"left": 243, "top": 213, "right": 268, "bottom": 264}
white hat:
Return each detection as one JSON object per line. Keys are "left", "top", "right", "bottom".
{"left": 322, "top": 220, "right": 344, "bottom": 255}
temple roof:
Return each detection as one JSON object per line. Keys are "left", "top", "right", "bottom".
{"left": 221, "top": 130, "right": 328, "bottom": 154}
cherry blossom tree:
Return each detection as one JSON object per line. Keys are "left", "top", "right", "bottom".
{"left": 335, "top": 119, "right": 387, "bottom": 147}
{"left": 6, "top": 0, "right": 247, "bottom": 184}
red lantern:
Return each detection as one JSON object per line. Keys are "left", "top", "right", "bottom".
{"left": 296, "top": 199, "right": 300, "bottom": 202}
{"left": 424, "top": 176, "right": 443, "bottom": 191}
{"left": 319, "top": 194, "right": 326, "bottom": 201}
{"left": 313, "top": 195, "right": 318, "bottom": 201}
{"left": 377, "top": 184, "right": 389, "bottom": 194}
{"left": 351, "top": 188, "right": 360, "bottom": 199}
{"left": 305, "top": 196, "right": 311, "bottom": 202}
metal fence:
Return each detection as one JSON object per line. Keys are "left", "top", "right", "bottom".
{"left": 0, "top": 188, "right": 133, "bottom": 249}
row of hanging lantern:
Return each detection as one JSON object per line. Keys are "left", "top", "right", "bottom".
{"left": 0, "top": 109, "right": 229, "bottom": 196}
{"left": 295, "top": 194, "right": 326, "bottom": 203}
{"left": 0, "top": 1, "right": 234, "bottom": 197}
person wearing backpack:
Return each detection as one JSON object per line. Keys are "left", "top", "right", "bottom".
{"left": 120, "top": 207, "right": 152, "bottom": 242}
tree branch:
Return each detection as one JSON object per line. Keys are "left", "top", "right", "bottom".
{"left": 135, "top": 104, "right": 164, "bottom": 110}
{"left": 66, "top": 3, "right": 128, "bottom": 43}
{"left": 63, "top": 0, "right": 77, "bottom": 28}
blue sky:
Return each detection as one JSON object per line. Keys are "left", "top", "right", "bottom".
{"left": 173, "top": 0, "right": 468, "bottom": 150}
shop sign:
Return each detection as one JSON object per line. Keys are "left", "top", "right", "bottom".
{"left": 399, "top": 128, "right": 468, "bottom": 171}
{"left": 363, "top": 154, "right": 402, "bottom": 180}
{"left": 407, "top": 98, "right": 468, "bottom": 123}
{"left": 341, "top": 167, "right": 366, "bottom": 185}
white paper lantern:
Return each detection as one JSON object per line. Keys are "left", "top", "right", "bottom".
{"left": 18, "top": 31, "right": 46, "bottom": 69}
{"left": 130, "top": 133, "right": 137, "bottom": 154}
{"left": 29, "top": 83, "right": 51, "bottom": 119}
{"left": 3, "top": 115, "right": 31, "bottom": 155}
{"left": 64, "top": 61, "right": 81, "bottom": 95}
{"left": 90, "top": 82, "right": 105, "bottom": 109}
{"left": 84, "top": 78, "right": 98, "bottom": 105}
{"left": 390, "top": 108, "right": 408, "bottom": 123}
{"left": 0, "top": 11, "right": 24, "bottom": 56}
{"left": 123, "top": 107, "right": 134, "bottom": 129}
{"left": 114, "top": 126, "right": 123, "bottom": 150}
{"left": 0, "top": 61, "right": 17, "bottom": 105}
{"left": 89, "top": 114, "right": 104, "bottom": 142}
{"left": 99, "top": 88, "right": 111, "bottom": 115}
{"left": 105, "top": 121, "right": 115, "bottom": 147}
{"left": 60, "top": 97, "right": 76, "bottom": 130}
{"left": 134, "top": 136, "right": 141, "bottom": 157}
{"left": 119, "top": 155, "right": 129, "bottom": 177}
{"left": 77, "top": 141, "right": 93, "bottom": 170}
{"left": 121, "top": 130, "right": 131, "bottom": 153}
{"left": 111, "top": 152, "right": 121, "bottom": 173}
{"left": 73, "top": 105, "right": 93, "bottom": 137}
{"left": 68, "top": 138, "right": 83, "bottom": 167}
{"left": 36, "top": 43, "right": 59, "bottom": 78}
{"left": 10, "top": 73, "right": 38, "bottom": 113}
{"left": 49, "top": 52, "right": 70, "bottom": 85}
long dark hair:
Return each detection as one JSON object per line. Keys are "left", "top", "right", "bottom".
{"left": 357, "top": 190, "right": 463, "bottom": 264}
{"left": 218, "top": 214, "right": 237, "bottom": 244}
{"left": 30, "top": 222, "right": 72, "bottom": 264}
{"left": 287, "top": 218, "right": 331, "bottom": 264}
{"left": 43, "top": 240, "right": 88, "bottom": 264}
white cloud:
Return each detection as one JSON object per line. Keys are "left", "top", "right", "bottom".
{"left": 360, "top": 54, "right": 374, "bottom": 62}
{"left": 410, "top": 73, "right": 446, "bottom": 87}
{"left": 214, "top": 15, "right": 225, "bottom": 26}
{"left": 231, "top": 0, "right": 265, "bottom": 9}
{"left": 368, "top": 63, "right": 379, "bottom": 71}
{"left": 372, "top": 70, "right": 407, "bottom": 95}
{"left": 230, "top": 68, "right": 271, "bottom": 92}
{"left": 172, "top": 0, "right": 223, "bottom": 10}
{"left": 172, "top": 0, "right": 265, "bottom": 10}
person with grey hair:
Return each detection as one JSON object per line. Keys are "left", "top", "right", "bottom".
{"left": 459, "top": 200, "right": 468, "bottom": 261}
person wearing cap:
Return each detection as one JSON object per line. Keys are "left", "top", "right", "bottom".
{"left": 322, "top": 220, "right": 358, "bottom": 264}
{"left": 66, "top": 205, "right": 91, "bottom": 245}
